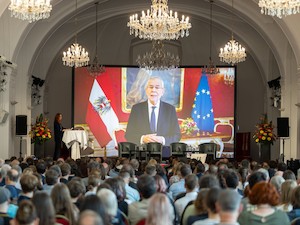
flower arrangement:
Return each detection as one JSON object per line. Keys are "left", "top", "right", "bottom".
{"left": 29, "top": 114, "right": 52, "bottom": 144}
{"left": 180, "top": 117, "right": 198, "bottom": 136}
{"left": 253, "top": 114, "right": 276, "bottom": 145}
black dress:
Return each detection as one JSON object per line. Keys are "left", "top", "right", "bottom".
{"left": 53, "top": 121, "right": 63, "bottom": 160}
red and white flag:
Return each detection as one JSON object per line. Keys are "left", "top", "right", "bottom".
{"left": 86, "top": 79, "right": 120, "bottom": 147}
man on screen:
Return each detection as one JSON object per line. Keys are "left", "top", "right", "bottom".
{"left": 125, "top": 76, "right": 181, "bottom": 146}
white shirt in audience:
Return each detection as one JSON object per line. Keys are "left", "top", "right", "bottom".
{"left": 175, "top": 191, "right": 198, "bottom": 219}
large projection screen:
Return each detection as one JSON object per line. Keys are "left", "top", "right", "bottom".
{"left": 74, "top": 66, "right": 235, "bottom": 158}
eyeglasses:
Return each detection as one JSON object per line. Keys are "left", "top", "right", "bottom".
{"left": 147, "top": 85, "right": 163, "bottom": 90}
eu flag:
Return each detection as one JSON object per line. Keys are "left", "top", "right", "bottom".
{"left": 191, "top": 72, "right": 215, "bottom": 133}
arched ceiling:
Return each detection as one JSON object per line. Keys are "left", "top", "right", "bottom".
{"left": 0, "top": 0, "right": 299, "bottom": 82}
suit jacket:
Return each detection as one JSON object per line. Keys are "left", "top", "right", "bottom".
{"left": 54, "top": 121, "right": 63, "bottom": 144}
{"left": 125, "top": 101, "right": 181, "bottom": 146}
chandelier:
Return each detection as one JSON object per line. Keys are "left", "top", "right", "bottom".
{"left": 128, "top": 0, "right": 191, "bottom": 40}
{"left": 258, "top": 0, "right": 300, "bottom": 18}
{"left": 62, "top": 0, "right": 89, "bottom": 68}
{"left": 9, "top": 0, "right": 52, "bottom": 23}
{"left": 219, "top": 0, "right": 246, "bottom": 65}
{"left": 203, "top": 0, "right": 219, "bottom": 75}
{"left": 87, "top": 2, "right": 105, "bottom": 78}
{"left": 136, "top": 40, "right": 180, "bottom": 70}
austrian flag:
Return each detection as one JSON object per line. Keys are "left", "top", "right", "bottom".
{"left": 86, "top": 79, "right": 120, "bottom": 147}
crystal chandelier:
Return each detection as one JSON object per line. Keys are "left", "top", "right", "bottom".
{"left": 128, "top": 0, "right": 191, "bottom": 40}
{"left": 219, "top": 0, "right": 246, "bottom": 65}
{"left": 87, "top": 2, "right": 105, "bottom": 78}
{"left": 136, "top": 40, "right": 180, "bottom": 70}
{"left": 258, "top": 0, "right": 300, "bottom": 18}
{"left": 9, "top": 0, "right": 52, "bottom": 23}
{"left": 62, "top": 0, "right": 89, "bottom": 68}
{"left": 203, "top": 0, "right": 219, "bottom": 75}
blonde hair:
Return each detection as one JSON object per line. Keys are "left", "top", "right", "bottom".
{"left": 145, "top": 193, "right": 174, "bottom": 225}
{"left": 281, "top": 180, "right": 297, "bottom": 205}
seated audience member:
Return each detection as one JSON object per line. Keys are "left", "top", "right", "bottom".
{"left": 155, "top": 164, "right": 169, "bottom": 186}
{"left": 119, "top": 164, "right": 138, "bottom": 190}
{"left": 97, "top": 188, "right": 125, "bottom": 225}
{"left": 67, "top": 179, "right": 86, "bottom": 209}
{"left": 18, "top": 174, "right": 38, "bottom": 204}
{"left": 60, "top": 163, "right": 71, "bottom": 184}
{"left": 0, "top": 187, "right": 12, "bottom": 225}
{"left": 288, "top": 186, "right": 300, "bottom": 221}
{"left": 185, "top": 189, "right": 209, "bottom": 225}
{"left": 80, "top": 195, "right": 109, "bottom": 225}
{"left": 145, "top": 193, "right": 174, "bottom": 225}
{"left": 169, "top": 162, "right": 184, "bottom": 185}
{"left": 0, "top": 164, "right": 11, "bottom": 186}
{"left": 51, "top": 183, "right": 78, "bottom": 225}
{"left": 12, "top": 200, "right": 39, "bottom": 225}
{"left": 130, "top": 159, "right": 143, "bottom": 177}
{"left": 238, "top": 182, "right": 290, "bottom": 225}
{"left": 278, "top": 180, "right": 297, "bottom": 212}
{"left": 4, "top": 169, "right": 21, "bottom": 203}
{"left": 241, "top": 171, "right": 267, "bottom": 212}
{"left": 43, "top": 169, "right": 59, "bottom": 195}
{"left": 85, "top": 174, "right": 102, "bottom": 196}
{"left": 194, "top": 162, "right": 205, "bottom": 179}
{"left": 32, "top": 191, "right": 55, "bottom": 225}
{"left": 35, "top": 161, "right": 46, "bottom": 184}
{"left": 222, "top": 169, "right": 241, "bottom": 195}
{"left": 128, "top": 175, "right": 157, "bottom": 225}
{"left": 237, "top": 167, "right": 250, "bottom": 193}
{"left": 144, "top": 165, "right": 157, "bottom": 177}
{"left": 78, "top": 210, "right": 104, "bottom": 225}
{"left": 175, "top": 174, "right": 198, "bottom": 219}
{"left": 283, "top": 170, "right": 296, "bottom": 181}
{"left": 198, "top": 174, "right": 220, "bottom": 189}
{"left": 216, "top": 189, "right": 241, "bottom": 225}
{"left": 169, "top": 164, "right": 192, "bottom": 200}
{"left": 270, "top": 175, "right": 285, "bottom": 194}
{"left": 103, "top": 177, "right": 128, "bottom": 216}
{"left": 119, "top": 171, "right": 140, "bottom": 203}
{"left": 277, "top": 162, "right": 288, "bottom": 172}
{"left": 193, "top": 187, "right": 221, "bottom": 225}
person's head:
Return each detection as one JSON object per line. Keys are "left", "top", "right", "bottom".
{"left": 277, "top": 162, "right": 287, "bottom": 172}
{"left": 257, "top": 168, "right": 270, "bottom": 181}
{"left": 55, "top": 113, "right": 62, "bottom": 123}
{"left": 291, "top": 186, "right": 300, "bottom": 208}
{"left": 281, "top": 180, "right": 297, "bottom": 205}
{"left": 205, "top": 187, "right": 221, "bottom": 214}
{"left": 217, "top": 189, "right": 241, "bottom": 214}
{"left": 137, "top": 174, "right": 157, "bottom": 199}
{"left": 185, "top": 174, "right": 198, "bottom": 192}
{"left": 14, "top": 200, "right": 39, "bottom": 225}
{"left": 145, "top": 76, "right": 165, "bottom": 105}
{"left": 45, "top": 169, "right": 59, "bottom": 185}
{"left": 194, "top": 188, "right": 209, "bottom": 214}
{"left": 80, "top": 195, "right": 108, "bottom": 224}
{"left": 67, "top": 179, "right": 86, "bottom": 199}
{"left": 51, "top": 183, "right": 75, "bottom": 225}
{"left": 240, "top": 159, "right": 251, "bottom": 169}
{"left": 283, "top": 170, "right": 296, "bottom": 181}
{"left": 146, "top": 193, "right": 174, "bottom": 225}
{"left": 195, "top": 162, "right": 205, "bottom": 174}
{"left": 49, "top": 165, "right": 62, "bottom": 177}
{"left": 249, "top": 182, "right": 280, "bottom": 206}
{"left": 179, "top": 164, "right": 192, "bottom": 178}
{"left": 20, "top": 174, "right": 38, "bottom": 193}
{"left": 248, "top": 171, "right": 267, "bottom": 189}
{"left": 60, "top": 163, "right": 71, "bottom": 177}
{"left": 103, "top": 177, "right": 126, "bottom": 202}
{"left": 223, "top": 169, "right": 239, "bottom": 189}
{"left": 6, "top": 168, "right": 19, "bottom": 183}
{"left": 97, "top": 189, "right": 118, "bottom": 217}
{"left": 87, "top": 175, "right": 101, "bottom": 191}
{"left": 119, "top": 164, "right": 135, "bottom": 178}
{"left": 32, "top": 191, "right": 55, "bottom": 225}
{"left": 0, "top": 186, "right": 10, "bottom": 207}
{"left": 130, "top": 159, "right": 140, "bottom": 171}
{"left": 78, "top": 210, "right": 104, "bottom": 225}
{"left": 154, "top": 175, "right": 168, "bottom": 193}
{"left": 270, "top": 175, "right": 285, "bottom": 194}
{"left": 35, "top": 161, "right": 46, "bottom": 174}
{"left": 145, "top": 165, "right": 157, "bottom": 176}
{"left": 199, "top": 174, "right": 220, "bottom": 189}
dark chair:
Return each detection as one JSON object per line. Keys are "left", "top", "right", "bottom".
{"left": 198, "top": 143, "right": 219, "bottom": 161}
{"left": 118, "top": 142, "right": 137, "bottom": 159}
{"left": 170, "top": 142, "right": 187, "bottom": 157}
{"left": 146, "top": 142, "right": 163, "bottom": 162}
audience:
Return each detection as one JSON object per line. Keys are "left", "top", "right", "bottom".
{"left": 78, "top": 210, "right": 104, "bottom": 225}
{"left": 0, "top": 187, "right": 12, "bottom": 225}
{"left": 12, "top": 200, "right": 39, "bottom": 225}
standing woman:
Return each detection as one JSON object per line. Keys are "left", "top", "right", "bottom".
{"left": 53, "top": 113, "right": 64, "bottom": 160}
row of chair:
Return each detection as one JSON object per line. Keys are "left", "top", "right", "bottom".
{"left": 118, "top": 142, "right": 219, "bottom": 161}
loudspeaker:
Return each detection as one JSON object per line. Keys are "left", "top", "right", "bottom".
{"left": 277, "top": 117, "right": 289, "bottom": 137}
{"left": 0, "top": 110, "right": 9, "bottom": 124}
{"left": 16, "top": 115, "right": 27, "bottom": 135}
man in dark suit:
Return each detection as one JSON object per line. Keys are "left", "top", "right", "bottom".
{"left": 125, "top": 76, "right": 181, "bottom": 146}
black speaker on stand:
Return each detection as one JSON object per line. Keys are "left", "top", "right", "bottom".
{"left": 277, "top": 117, "right": 289, "bottom": 162}
{"left": 16, "top": 115, "right": 27, "bottom": 158}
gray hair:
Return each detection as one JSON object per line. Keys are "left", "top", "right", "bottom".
{"left": 78, "top": 210, "right": 104, "bottom": 225}
{"left": 218, "top": 189, "right": 241, "bottom": 212}
{"left": 145, "top": 76, "right": 165, "bottom": 89}
{"left": 97, "top": 188, "right": 118, "bottom": 217}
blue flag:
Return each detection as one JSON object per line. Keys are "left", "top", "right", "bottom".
{"left": 191, "top": 72, "right": 215, "bottom": 133}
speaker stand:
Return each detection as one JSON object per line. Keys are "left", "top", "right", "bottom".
{"left": 19, "top": 136, "right": 23, "bottom": 158}
{"left": 280, "top": 137, "right": 289, "bottom": 163}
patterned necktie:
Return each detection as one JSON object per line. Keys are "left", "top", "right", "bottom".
{"left": 150, "top": 106, "right": 156, "bottom": 133}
